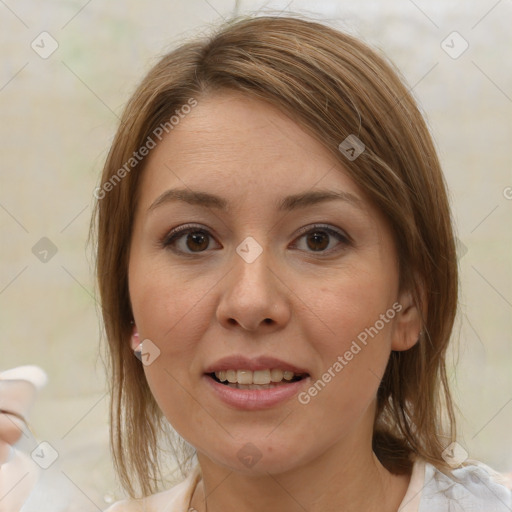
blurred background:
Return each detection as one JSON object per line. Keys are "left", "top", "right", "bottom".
{"left": 1, "top": 0, "right": 511, "bottom": 508}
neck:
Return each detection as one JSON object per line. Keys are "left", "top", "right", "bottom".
{"left": 191, "top": 413, "right": 410, "bottom": 512}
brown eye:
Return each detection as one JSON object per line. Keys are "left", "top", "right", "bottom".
{"left": 186, "top": 231, "right": 210, "bottom": 252}
{"left": 291, "top": 224, "right": 350, "bottom": 255}
{"left": 162, "top": 225, "right": 220, "bottom": 254}
{"left": 306, "top": 231, "right": 330, "bottom": 251}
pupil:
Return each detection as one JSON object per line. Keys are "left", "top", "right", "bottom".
{"left": 187, "top": 231, "right": 209, "bottom": 251}
{"left": 307, "top": 231, "right": 328, "bottom": 251}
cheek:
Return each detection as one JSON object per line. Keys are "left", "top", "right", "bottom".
{"left": 129, "top": 256, "right": 217, "bottom": 347}
{"left": 129, "top": 259, "right": 218, "bottom": 419}
{"left": 302, "top": 263, "right": 397, "bottom": 348}
{"left": 296, "top": 264, "right": 397, "bottom": 402}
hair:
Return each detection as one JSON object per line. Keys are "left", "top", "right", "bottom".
{"left": 91, "top": 14, "right": 459, "bottom": 498}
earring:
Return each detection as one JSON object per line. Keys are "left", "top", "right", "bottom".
{"left": 132, "top": 325, "right": 143, "bottom": 359}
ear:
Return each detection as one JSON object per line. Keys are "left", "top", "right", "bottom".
{"left": 391, "top": 286, "right": 426, "bottom": 352}
{"left": 130, "top": 324, "right": 140, "bottom": 351}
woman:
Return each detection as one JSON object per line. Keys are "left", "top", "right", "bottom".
{"left": 93, "top": 15, "right": 512, "bottom": 511}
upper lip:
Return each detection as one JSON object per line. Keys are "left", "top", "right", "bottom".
{"left": 204, "top": 355, "right": 310, "bottom": 374}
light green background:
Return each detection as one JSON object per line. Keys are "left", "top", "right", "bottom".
{"left": 1, "top": 0, "right": 511, "bottom": 507}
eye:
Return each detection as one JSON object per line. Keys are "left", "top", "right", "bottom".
{"left": 290, "top": 224, "right": 351, "bottom": 254}
{"left": 161, "top": 224, "right": 220, "bottom": 254}
{"left": 161, "top": 223, "right": 351, "bottom": 256}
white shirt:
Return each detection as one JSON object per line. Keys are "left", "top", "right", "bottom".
{"left": 104, "top": 458, "right": 512, "bottom": 511}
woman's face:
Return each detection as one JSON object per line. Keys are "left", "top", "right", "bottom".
{"left": 128, "top": 91, "right": 420, "bottom": 474}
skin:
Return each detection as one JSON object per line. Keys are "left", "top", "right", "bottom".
{"left": 0, "top": 412, "right": 24, "bottom": 463}
{"left": 0, "top": 411, "right": 40, "bottom": 512}
{"left": 128, "top": 90, "right": 423, "bottom": 511}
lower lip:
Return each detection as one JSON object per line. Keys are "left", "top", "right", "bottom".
{"left": 204, "top": 375, "right": 309, "bottom": 411}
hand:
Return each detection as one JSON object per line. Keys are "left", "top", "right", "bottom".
{"left": 0, "top": 410, "right": 26, "bottom": 465}
{"left": 0, "top": 366, "right": 47, "bottom": 512}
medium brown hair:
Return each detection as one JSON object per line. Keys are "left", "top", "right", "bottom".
{"left": 91, "top": 14, "right": 458, "bottom": 497}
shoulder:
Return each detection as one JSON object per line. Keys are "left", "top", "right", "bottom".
{"left": 420, "top": 458, "right": 512, "bottom": 511}
{"left": 103, "top": 465, "right": 201, "bottom": 512}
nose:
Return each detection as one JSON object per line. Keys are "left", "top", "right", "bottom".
{"left": 215, "top": 245, "right": 291, "bottom": 332}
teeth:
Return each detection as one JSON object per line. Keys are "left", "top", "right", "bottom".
{"left": 214, "top": 368, "right": 303, "bottom": 385}
{"left": 237, "top": 370, "right": 252, "bottom": 385}
{"left": 253, "top": 369, "right": 270, "bottom": 385}
{"left": 270, "top": 369, "right": 284, "bottom": 382}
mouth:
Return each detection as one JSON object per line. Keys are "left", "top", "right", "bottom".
{"left": 208, "top": 369, "right": 308, "bottom": 389}
{"left": 203, "top": 356, "right": 311, "bottom": 409}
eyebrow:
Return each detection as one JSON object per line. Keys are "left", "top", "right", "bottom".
{"left": 148, "top": 187, "right": 363, "bottom": 213}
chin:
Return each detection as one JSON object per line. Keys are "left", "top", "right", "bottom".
{"left": 197, "top": 435, "right": 313, "bottom": 476}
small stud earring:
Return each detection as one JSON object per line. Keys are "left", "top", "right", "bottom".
{"left": 132, "top": 325, "right": 143, "bottom": 358}
{"left": 134, "top": 343, "right": 143, "bottom": 357}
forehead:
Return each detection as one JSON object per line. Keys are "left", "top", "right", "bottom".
{"left": 138, "top": 91, "right": 366, "bottom": 210}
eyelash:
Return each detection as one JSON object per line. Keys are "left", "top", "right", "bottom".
{"left": 160, "top": 223, "right": 351, "bottom": 257}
